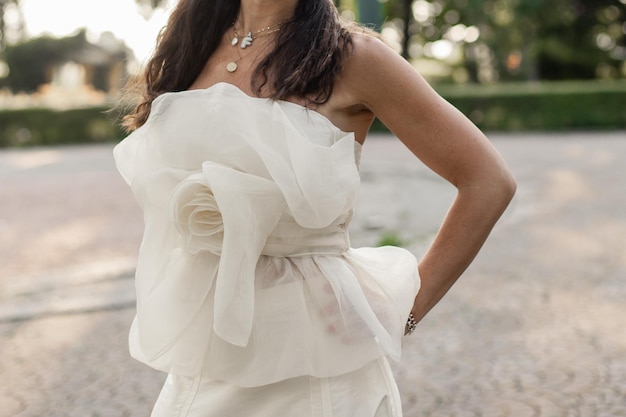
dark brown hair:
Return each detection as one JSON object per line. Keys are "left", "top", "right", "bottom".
{"left": 122, "top": 0, "right": 354, "bottom": 131}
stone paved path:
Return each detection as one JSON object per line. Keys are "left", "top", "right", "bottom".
{"left": 1, "top": 132, "right": 625, "bottom": 417}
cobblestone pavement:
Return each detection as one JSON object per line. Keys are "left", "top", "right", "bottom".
{"left": 1, "top": 132, "right": 625, "bottom": 417}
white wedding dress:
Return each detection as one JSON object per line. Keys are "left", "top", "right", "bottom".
{"left": 114, "top": 82, "right": 420, "bottom": 417}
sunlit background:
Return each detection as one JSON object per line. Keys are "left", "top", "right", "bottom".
{"left": 0, "top": 0, "right": 624, "bottom": 140}
{"left": 4, "top": 0, "right": 168, "bottom": 62}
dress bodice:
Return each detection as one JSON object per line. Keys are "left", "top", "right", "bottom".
{"left": 114, "top": 83, "right": 419, "bottom": 385}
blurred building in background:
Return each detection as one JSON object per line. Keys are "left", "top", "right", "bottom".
{"left": 0, "top": 29, "right": 131, "bottom": 109}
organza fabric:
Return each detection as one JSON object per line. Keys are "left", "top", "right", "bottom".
{"left": 113, "top": 82, "right": 420, "bottom": 388}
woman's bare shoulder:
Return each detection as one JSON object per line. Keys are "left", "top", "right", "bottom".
{"left": 344, "top": 30, "right": 399, "bottom": 73}
{"left": 340, "top": 30, "right": 431, "bottom": 110}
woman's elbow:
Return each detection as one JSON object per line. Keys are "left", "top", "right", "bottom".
{"left": 464, "top": 165, "right": 517, "bottom": 211}
{"left": 493, "top": 167, "right": 517, "bottom": 209}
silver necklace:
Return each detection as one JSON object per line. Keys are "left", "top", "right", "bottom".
{"left": 226, "top": 24, "right": 282, "bottom": 73}
{"left": 226, "top": 36, "right": 274, "bottom": 73}
{"left": 231, "top": 21, "right": 284, "bottom": 49}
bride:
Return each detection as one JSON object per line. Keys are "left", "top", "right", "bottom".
{"left": 115, "top": 0, "right": 516, "bottom": 416}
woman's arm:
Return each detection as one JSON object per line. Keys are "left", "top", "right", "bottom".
{"left": 342, "top": 34, "right": 517, "bottom": 325}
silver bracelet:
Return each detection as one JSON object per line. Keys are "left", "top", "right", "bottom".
{"left": 406, "top": 312, "right": 417, "bottom": 335}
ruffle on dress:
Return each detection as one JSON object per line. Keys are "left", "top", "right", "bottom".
{"left": 114, "top": 82, "right": 420, "bottom": 386}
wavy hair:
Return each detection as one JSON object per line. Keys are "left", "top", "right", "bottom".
{"left": 122, "top": 0, "right": 354, "bottom": 131}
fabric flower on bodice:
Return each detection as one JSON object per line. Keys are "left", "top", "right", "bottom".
{"left": 170, "top": 172, "right": 224, "bottom": 255}
{"left": 166, "top": 161, "right": 290, "bottom": 347}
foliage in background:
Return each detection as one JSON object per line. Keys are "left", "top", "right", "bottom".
{"left": 2, "top": 80, "right": 623, "bottom": 148}
{"left": 472, "top": 0, "right": 626, "bottom": 81}
{"left": 0, "top": 106, "right": 124, "bottom": 147}
{"left": 350, "top": 0, "right": 626, "bottom": 83}
{"left": 0, "top": 0, "right": 624, "bottom": 148}
{"left": 0, "top": 0, "right": 23, "bottom": 51}
{"left": 372, "top": 80, "right": 626, "bottom": 132}
{"left": 376, "top": 232, "right": 405, "bottom": 247}
{"left": 443, "top": 80, "right": 626, "bottom": 131}
{"left": 2, "top": 0, "right": 624, "bottom": 88}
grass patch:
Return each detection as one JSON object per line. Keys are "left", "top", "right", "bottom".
{"left": 376, "top": 232, "right": 405, "bottom": 247}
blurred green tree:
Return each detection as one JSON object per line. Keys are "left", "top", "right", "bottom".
{"left": 0, "top": 0, "right": 25, "bottom": 51}
{"left": 367, "top": 0, "right": 626, "bottom": 82}
{"left": 3, "top": 0, "right": 624, "bottom": 84}
{"left": 469, "top": 0, "right": 626, "bottom": 81}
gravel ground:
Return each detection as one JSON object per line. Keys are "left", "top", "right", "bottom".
{"left": 1, "top": 131, "right": 625, "bottom": 417}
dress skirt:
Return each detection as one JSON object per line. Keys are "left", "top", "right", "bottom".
{"left": 151, "top": 355, "right": 403, "bottom": 417}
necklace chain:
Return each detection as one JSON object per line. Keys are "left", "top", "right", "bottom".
{"left": 226, "top": 35, "right": 273, "bottom": 74}
{"left": 226, "top": 20, "right": 285, "bottom": 73}
{"left": 231, "top": 20, "right": 285, "bottom": 49}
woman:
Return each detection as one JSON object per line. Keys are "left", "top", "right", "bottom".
{"left": 114, "top": 0, "right": 516, "bottom": 416}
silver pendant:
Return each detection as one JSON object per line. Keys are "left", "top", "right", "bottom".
{"left": 226, "top": 61, "right": 238, "bottom": 73}
{"left": 240, "top": 32, "right": 253, "bottom": 49}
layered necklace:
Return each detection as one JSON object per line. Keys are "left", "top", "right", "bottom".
{"left": 226, "top": 20, "right": 285, "bottom": 73}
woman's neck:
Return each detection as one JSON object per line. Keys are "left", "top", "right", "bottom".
{"left": 237, "top": 0, "right": 297, "bottom": 31}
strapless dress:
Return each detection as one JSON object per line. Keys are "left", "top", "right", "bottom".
{"left": 113, "top": 82, "right": 420, "bottom": 417}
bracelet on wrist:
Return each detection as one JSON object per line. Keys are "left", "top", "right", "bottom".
{"left": 406, "top": 312, "right": 417, "bottom": 335}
